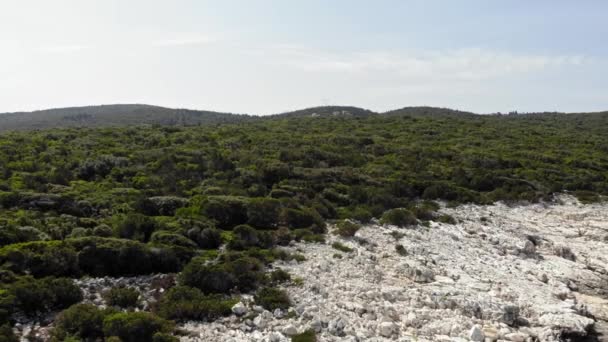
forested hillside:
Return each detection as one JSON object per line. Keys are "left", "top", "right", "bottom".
{"left": 0, "top": 104, "right": 253, "bottom": 131}
{"left": 0, "top": 110, "right": 606, "bottom": 340}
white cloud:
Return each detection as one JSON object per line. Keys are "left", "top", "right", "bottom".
{"left": 264, "top": 46, "right": 588, "bottom": 82}
{"left": 153, "top": 34, "right": 218, "bottom": 47}
{"left": 37, "top": 44, "right": 92, "bottom": 54}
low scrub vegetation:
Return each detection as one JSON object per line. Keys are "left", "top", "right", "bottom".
{"left": 291, "top": 330, "right": 317, "bottom": 342}
{"left": 254, "top": 287, "right": 291, "bottom": 311}
{"left": 103, "top": 286, "right": 140, "bottom": 308}
{"left": 0, "top": 109, "right": 606, "bottom": 333}
{"left": 380, "top": 208, "right": 417, "bottom": 227}
{"left": 331, "top": 242, "right": 354, "bottom": 253}
{"left": 154, "top": 286, "right": 237, "bottom": 321}
{"left": 334, "top": 220, "right": 361, "bottom": 237}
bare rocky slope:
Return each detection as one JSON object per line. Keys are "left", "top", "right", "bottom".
{"left": 180, "top": 196, "right": 607, "bottom": 341}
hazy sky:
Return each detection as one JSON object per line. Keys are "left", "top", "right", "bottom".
{"left": 1, "top": 1, "right": 607, "bottom": 114}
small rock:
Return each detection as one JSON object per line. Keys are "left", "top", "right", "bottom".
{"left": 378, "top": 322, "right": 397, "bottom": 337}
{"left": 469, "top": 325, "right": 485, "bottom": 342}
{"left": 273, "top": 308, "right": 284, "bottom": 318}
{"left": 253, "top": 315, "right": 266, "bottom": 329}
{"left": 269, "top": 332, "right": 283, "bottom": 342}
{"left": 521, "top": 240, "right": 536, "bottom": 256}
{"left": 231, "top": 302, "right": 248, "bottom": 316}
{"left": 504, "top": 332, "right": 528, "bottom": 342}
{"left": 283, "top": 324, "right": 298, "bottom": 336}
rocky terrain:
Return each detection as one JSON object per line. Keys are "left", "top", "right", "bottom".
{"left": 180, "top": 196, "right": 608, "bottom": 341}
{"left": 13, "top": 196, "right": 608, "bottom": 341}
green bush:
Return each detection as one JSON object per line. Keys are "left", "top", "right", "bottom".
{"left": 395, "top": 244, "right": 408, "bottom": 256}
{"left": 152, "top": 333, "right": 179, "bottom": 342}
{"left": 102, "top": 312, "right": 173, "bottom": 342}
{"left": 103, "top": 287, "right": 140, "bottom": 308}
{"left": 7, "top": 276, "right": 82, "bottom": 315}
{"left": 227, "top": 225, "right": 275, "bottom": 250}
{"left": 52, "top": 304, "right": 113, "bottom": 341}
{"left": 437, "top": 214, "right": 457, "bottom": 224}
{"left": 331, "top": 242, "right": 353, "bottom": 253}
{"left": 274, "top": 227, "right": 293, "bottom": 246}
{"left": 179, "top": 256, "right": 264, "bottom": 294}
{"left": 247, "top": 197, "right": 282, "bottom": 229}
{"left": 115, "top": 213, "right": 159, "bottom": 242}
{"left": 201, "top": 196, "right": 249, "bottom": 229}
{"left": 269, "top": 268, "right": 291, "bottom": 284}
{"left": 0, "top": 242, "right": 79, "bottom": 278}
{"left": 291, "top": 330, "right": 317, "bottom": 342}
{"left": 351, "top": 207, "right": 373, "bottom": 223}
{"left": 0, "top": 225, "right": 49, "bottom": 247}
{"left": 410, "top": 201, "right": 439, "bottom": 221}
{"left": 255, "top": 287, "right": 290, "bottom": 311}
{"left": 334, "top": 220, "right": 361, "bottom": 237}
{"left": 155, "top": 286, "right": 237, "bottom": 321}
{"left": 0, "top": 324, "right": 18, "bottom": 342}
{"left": 185, "top": 226, "right": 222, "bottom": 249}
{"left": 380, "top": 208, "right": 417, "bottom": 227}
{"left": 92, "top": 224, "right": 113, "bottom": 237}
{"left": 279, "top": 208, "right": 325, "bottom": 230}
{"left": 150, "top": 231, "right": 197, "bottom": 249}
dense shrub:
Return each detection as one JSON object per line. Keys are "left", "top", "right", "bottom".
{"left": 74, "top": 238, "right": 180, "bottom": 276}
{"left": 103, "top": 287, "right": 140, "bottom": 308}
{"left": 380, "top": 208, "right": 417, "bottom": 228}
{"left": 291, "top": 330, "right": 317, "bottom": 342}
{"left": 410, "top": 201, "right": 439, "bottom": 221}
{"left": 332, "top": 242, "right": 353, "bottom": 253}
{"left": 0, "top": 241, "right": 79, "bottom": 278}
{"left": 334, "top": 220, "right": 361, "bottom": 237}
{"left": 227, "top": 225, "right": 275, "bottom": 250}
{"left": 0, "top": 238, "right": 181, "bottom": 278}
{"left": 155, "top": 286, "right": 237, "bottom": 321}
{"left": 52, "top": 304, "right": 113, "bottom": 341}
{"left": 6, "top": 276, "right": 82, "bottom": 315}
{"left": 77, "top": 155, "right": 128, "bottom": 181}
{"left": 184, "top": 226, "right": 222, "bottom": 249}
{"left": 274, "top": 227, "right": 293, "bottom": 246}
{"left": 247, "top": 198, "right": 282, "bottom": 229}
{"left": 150, "top": 231, "right": 197, "bottom": 249}
{"left": 350, "top": 207, "right": 373, "bottom": 223}
{"left": 92, "top": 224, "right": 113, "bottom": 237}
{"left": 137, "top": 196, "right": 188, "bottom": 216}
{"left": 0, "top": 324, "right": 17, "bottom": 342}
{"left": 0, "top": 226, "right": 49, "bottom": 247}
{"left": 152, "top": 333, "right": 179, "bottom": 342}
{"left": 179, "top": 256, "right": 264, "bottom": 294}
{"left": 115, "top": 213, "right": 159, "bottom": 242}
{"left": 292, "top": 229, "right": 325, "bottom": 243}
{"left": 279, "top": 208, "right": 325, "bottom": 230}
{"left": 395, "top": 244, "right": 408, "bottom": 256}
{"left": 437, "top": 214, "right": 457, "bottom": 224}
{"left": 1, "top": 103, "right": 608, "bottom": 337}
{"left": 102, "top": 312, "right": 173, "bottom": 342}
{"left": 201, "top": 196, "right": 248, "bottom": 229}
{"left": 269, "top": 268, "right": 291, "bottom": 284}
{"left": 254, "top": 287, "right": 291, "bottom": 311}
{"left": 269, "top": 189, "right": 294, "bottom": 199}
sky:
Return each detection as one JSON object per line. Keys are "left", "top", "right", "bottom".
{"left": 1, "top": 0, "right": 607, "bottom": 115}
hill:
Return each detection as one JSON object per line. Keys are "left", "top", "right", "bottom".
{"left": 272, "top": 106, "right": 376, "bottom": 118}
{"left": 0, "top": 104, "right": 252, "bottom": 131}
{"left": 383, "top": 106, "right": 476, "bottom": 118}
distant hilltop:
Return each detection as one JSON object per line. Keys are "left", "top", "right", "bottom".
{"left": 0, "top": 103, "right": 606, "bottom": 131}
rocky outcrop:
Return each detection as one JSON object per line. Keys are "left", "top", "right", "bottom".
{"left": 178, "top": 195, "right": 608, "bottom": 341}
